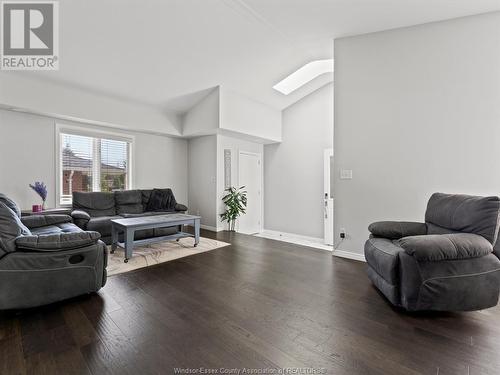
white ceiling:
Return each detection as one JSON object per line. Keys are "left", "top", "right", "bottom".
{"left": 28, "top": 0, "right": 500, "bottom": 112}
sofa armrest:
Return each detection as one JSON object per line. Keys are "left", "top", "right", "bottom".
{"left": 71, "top": 210, "right": 91, "bottom": 229}
{"left": 15, "top": 231, "right": 101, "bottom": 251}
{"left": 71, "top": 210, "right": 90, "bottom": 221}
{"left": 175, "top": 203, "right": 187, "bottom": 212}
{"left": 20, "top": 214, "right": 72, "bottom": 229}
{"left": 368, "top": 221, "right": 427, "bottom": 239}
{"left": 397, "top": 233, "right": 493, "bottom": 261}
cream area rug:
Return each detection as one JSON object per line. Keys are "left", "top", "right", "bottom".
{"left": 107, "top": 237, "right": 230, "bottom": 276}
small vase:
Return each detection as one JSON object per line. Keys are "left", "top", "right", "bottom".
{"left": 42, "top": 201, "right": 46, "bottom": 211}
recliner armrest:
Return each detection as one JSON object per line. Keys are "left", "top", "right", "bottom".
{"left": 397, "top": 233, "right": 493, "bottom": 261}
{"left": 368, "top": 221, "right": 427, "bottom": 239}
{"left": 175, "top": 203, "right": 187, "bottom": 212}
{"left": 15, "top": 231, "right": 101, "bottom": 251}
{"left": 21, "top": 214, "right": 72, "bottom": 229}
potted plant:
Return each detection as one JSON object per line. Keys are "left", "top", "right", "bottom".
{"left": 219, "top": 186, "right": 247, "bottom": 232}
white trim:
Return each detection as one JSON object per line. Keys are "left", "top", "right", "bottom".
{"left": 332, "top": 249, "right": 366, "bottom": 262}
{"left": 201, "top": 224, "right": 222, "bottom": 232}
{"left": 238, "top": 150, "right": 263, "bottom": 234}
{"left": 324, "top": 148, "right": 334, "bottom": 246}
{"left": 256, "top": 229, "right": 333, "bottom": 251}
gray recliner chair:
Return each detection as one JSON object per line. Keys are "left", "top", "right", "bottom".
{"left": 0, "top": 194, "right": 107, "bottom": 310}
{"left": 365, "top": 193, "right": 500, "bottom": 311}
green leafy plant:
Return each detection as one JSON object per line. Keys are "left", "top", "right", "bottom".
{"left": 219, "top": 186, "right": 247, "bottom": 231}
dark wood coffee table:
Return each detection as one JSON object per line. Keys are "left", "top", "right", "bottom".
{"left": 110, "top": 214, "right": 201, "bottom": 263}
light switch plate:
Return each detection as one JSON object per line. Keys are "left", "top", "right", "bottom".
{"left": 340, "top": 169, "right": 353, "bottom": 179}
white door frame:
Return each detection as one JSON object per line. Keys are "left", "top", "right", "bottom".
{"left": 324, "top": 148, "right": 334, "bottom": 246}
{"left": 238, "top": 150, "right": 263, "bottom": 233}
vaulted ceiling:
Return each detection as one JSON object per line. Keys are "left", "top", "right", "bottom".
{"left": 24, "top": 0, "right": 500, "bottom": 112}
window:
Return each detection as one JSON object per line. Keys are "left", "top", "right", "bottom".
{"left": 58, "top": 129, "right": 132, "bottom": 205}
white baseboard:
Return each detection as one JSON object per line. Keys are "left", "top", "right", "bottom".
{"left": 256, "top": 229, "right": 334, "bottom": 251}
{"left": 200, "top": 224, "right": 222, "bottom": 232}
{"left": 186, "top": 224, "right": 222, "bottom": 232}
{"left": 333, "top": 249, "right": 366, "bottom": 262}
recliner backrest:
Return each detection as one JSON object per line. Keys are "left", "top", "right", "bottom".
{"left": 0, "top": 194, "right": 21, "bottom": 218}
{"left": 425, "top": 193, "right": 500, "bottom": 245}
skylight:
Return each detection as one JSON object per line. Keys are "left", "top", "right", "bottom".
{"left": 273, "top": 59, "right": 334, "bottom": 95}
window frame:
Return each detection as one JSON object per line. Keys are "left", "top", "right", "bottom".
{"left": 55, "top": 123, "right": 135, "bottom": 207}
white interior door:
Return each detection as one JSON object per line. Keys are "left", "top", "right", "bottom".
{"left": 238, "top": 151, "right": 262, "bottom": 234}
{"left": 324, "top": 149, "right": 334, "bottom": 245}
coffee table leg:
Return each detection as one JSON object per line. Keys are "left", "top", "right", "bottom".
{"left": 124, "top": 228, "right": 134, "bottom": 263}
{"left": 194, "top": 219, "right": 200, "bottom": 247}
{"left": 111, "top": 224, "right": 117, "bottom": 254}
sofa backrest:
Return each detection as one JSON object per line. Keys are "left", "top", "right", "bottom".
{"left": 141, "top": 189, "right": 153, "bottom": 211}
{"left": 72, "top": 192, "right": 116, "bottom": 217}
{"left": 115, "top": 190, "right": 144, "bottom": 215}
{"left": 425, "top": 193, "right": 500, "bottom": 245}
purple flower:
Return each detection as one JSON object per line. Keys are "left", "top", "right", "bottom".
{"left": 29, "top": 181, "right": 48, "bottom": 202}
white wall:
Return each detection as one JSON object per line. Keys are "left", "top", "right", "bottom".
{"left": 187, "top": 136, "right": 218, "bottom": 228}
{"left": 219, "top": 87, "right": 282, "bottom": 143}
{"left": 182, "top": 88, "right": 220, "bottom": 137}
{"left": 0, "top": 73, "right": 181, "bottom": 136}
{"left": 0, "top": 109, "right": 188, "bottom": 209}
{"left": 264, "top": 83, "right": 333, "bottom": 239}
{"left": 132, "top": 133, "right": 188, "bottom": 204}
{"left": 334, "top": 12, "right": 500, "bottom": 256}
{"left": 216, "top": 134, "right": 263, "bottom": 231}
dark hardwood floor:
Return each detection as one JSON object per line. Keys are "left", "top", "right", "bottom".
{"left": 1, "top": 230, "right": 500, "bottom": 375}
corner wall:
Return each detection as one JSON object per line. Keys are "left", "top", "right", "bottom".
{"left": 334, "top": 12, "right": 500, "bottom": 256}
{"left": 264, "top": 83, "right": 333, "bottom": 239}
{"left": 187, "top": 136, "right": 218, "bottom": 229}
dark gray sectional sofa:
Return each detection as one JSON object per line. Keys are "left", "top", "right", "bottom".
{"left": 0, "top": 194, "right": 107, "bottom": 310}
{"left": 365, "top": 193, "right": 500, "bottom": 311}
{"left": 71, "top": 189, "right": 187, "bottom": 244}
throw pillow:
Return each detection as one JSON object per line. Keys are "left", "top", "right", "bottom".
{"left": 0, "top": 202, "right": 31, "bottom": 253}
{"left": 146, "top": 189, "right": 177, "bottom": 212}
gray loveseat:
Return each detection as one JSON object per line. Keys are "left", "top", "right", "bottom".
{"left": 365, "top": 193, "right": 500, "bottom": 311}
{"left": 0, "top": 194, "right": 107, "bottom": 310}
{"left": 71, "top": 189, "right": 187, "bottom": 244}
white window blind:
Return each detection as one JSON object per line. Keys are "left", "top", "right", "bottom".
{"left": 59, "top": 132, "right": 131, "bottom": 205}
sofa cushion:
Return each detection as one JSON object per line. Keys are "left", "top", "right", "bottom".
{"left": 398, "top": 233, "right": 493, "bottom": 262}
{"left": 0, "top": 194, "right": 21, "bottom": 218}
{"left": 364, "top": 237, "right": 403, "bottom": 284}
{"left": 115, "top": 190, "right": 144, "bottom": 215}
{"left": 0, "top": 202, "right": 31, "bottom": 253}
{"left": 73, "top": 192, "right": 116, "bottom": 217}
{"left": 31, "top": 222, "right": 82, "bottom": 236}
{"left": 425, "top": 193, "right": 500, "bottom": 244}
{"left": 87, "top": 216, "right": 123, "bottom": 237}
{"left": 368, "top": 221, "right": 427, "bottom": 239}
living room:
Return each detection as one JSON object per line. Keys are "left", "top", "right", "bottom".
{"left": 0, "top": 1, "right": 500, "bottom": 374}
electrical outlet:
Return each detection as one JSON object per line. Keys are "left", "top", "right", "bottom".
{"left": 340, "top": 228, "right": 346, "bottom": 239}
